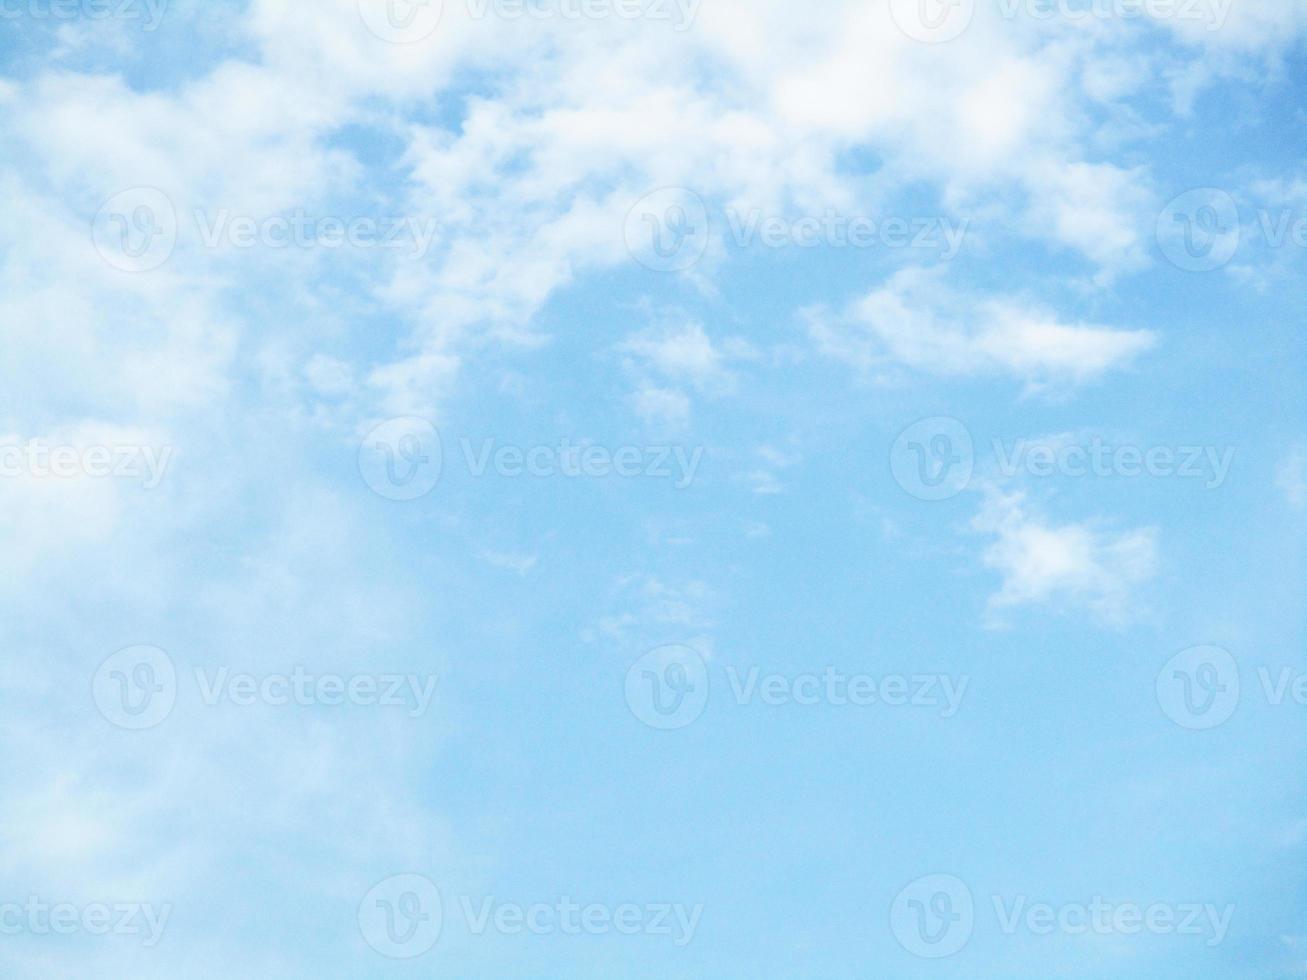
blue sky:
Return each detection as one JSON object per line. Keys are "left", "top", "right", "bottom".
{"left": 0, "top": 1, "right": 1304, "bottom": 977}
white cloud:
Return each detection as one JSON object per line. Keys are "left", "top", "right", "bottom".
{"left": 7, "top": 0, "right": 1289, "bottom": 428}
{"left": 622, "top": 320, "right": 754, "bottom": 428}
{"left": 623, "top": 321, "right": 731, "bottom": 389}
{"left": 631, "top": 386, "right": 692, "bottom": 431}
{"left": 1025, "top": 159, "right": 1155, "bottom": 281}
{"left": 1277, "top": 445, "right": 1307, "bottom": 510}
{"left": 743, "top": 444, "right": 802, "bottom": 496}
{"left": 480, "top": 550, "right": 539, "bottom": 575}
{"left": 972, "top": 488, "right": 1159, "bottom": 625}
{"left": 807, "top": 267, "right": 1155, "bottom": 390}
{"left": 583, "top": 574, "right": 716, "bottom": 654}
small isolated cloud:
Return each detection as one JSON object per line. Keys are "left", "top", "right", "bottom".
{"left": 630, "top": 385, "right": 693, "bottom": 432}
{"left": 365, "top": 351, "right": 461, "bottom": 421}
{"left": 1025, "top": 160, "right": 1155, "bottom": 282}
{"left": 622, "top": 319, "right": 754, "bottom": 429}
{"left": 972, "top": 488, "right": 1159, "bottom": 626}
{"left": 480, "top": 550, "right": 538, "bottom": 576}
{"left": 807, "top": 267, "right": 1155, "bottom": 392}
{"left": 582, "top": 574, "right": 716, "bottom": 655}
{"left": 1277, "top": 445, "right": 1307, "bottom": 510}
{"left": 303, "top": 354, "right": 355, "bottom": 399}
{"left": 623, "top": 320, "right": 734, "bottom": 390}
{"left": 744, "top": 444, "right": 802, "bottom": 496}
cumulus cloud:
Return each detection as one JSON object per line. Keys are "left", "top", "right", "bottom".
{"left": 972, "top": 488, "right": 1159, "bottom": 626}
{"left": 807, "top": 267, "right": 1156, "bottom": 390}
{"left": 5, "top": 0, "right": 1292, "bottom": 425}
